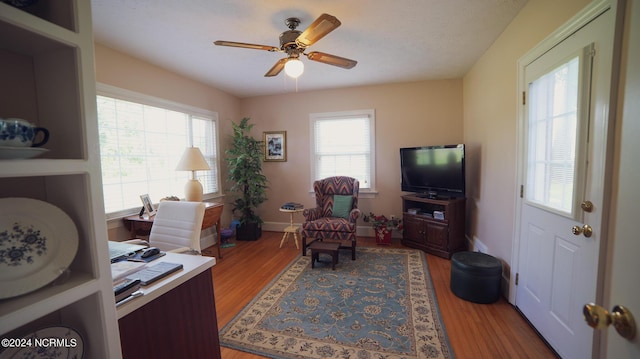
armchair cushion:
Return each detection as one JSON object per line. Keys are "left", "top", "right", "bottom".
{"left": 332, "top": 195, "right": 353, "bottom": 218}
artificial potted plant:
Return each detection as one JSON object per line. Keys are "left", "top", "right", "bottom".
{"left": 226, "top": 117, "right": 268, "bottom": 240}
{"left": 363, "top": 212, "right": 403, "bottom": 245}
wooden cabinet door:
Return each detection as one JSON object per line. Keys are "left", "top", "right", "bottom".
{"left": 425, "top": 221, "right": 448, "bottom": 250}
{"left": 403, "top": 215, "right": 425, "bottom": 243}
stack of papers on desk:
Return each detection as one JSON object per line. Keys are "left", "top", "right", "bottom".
{"left": 111, "top": 261, "right": 146, "bottom": 282}
{"left": 108, "top": 241, "right": 147, "bottom": 262}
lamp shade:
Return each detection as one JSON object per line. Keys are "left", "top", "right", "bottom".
{"left": 284, "top": 58, "right": 304, "bottom": 78}
{"left": 176, "top": 147, "right": 210, "bottom": 202}
{"left": 176, "top": 147, "right": 210, "bottom": 171}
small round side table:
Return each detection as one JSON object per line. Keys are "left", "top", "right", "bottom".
{"left": 279, "top": 207, "right": 304, "bottom": 249}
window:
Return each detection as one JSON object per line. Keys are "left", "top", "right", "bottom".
{"left": 97, "top": 84, "right": 220, "bottom": 217}
{"left": 526, "top": 55, "right": 581, "bottom": 216}
{"left": 309, "top": 109, "right": 376, "bottom": 194}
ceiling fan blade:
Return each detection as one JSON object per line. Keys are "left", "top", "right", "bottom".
{"left": 214, "top": 40, "right": 280, "bottom": 52}
{"left": 265, "top": 58, "right": 287, "bottom": 77}
{"left": 306, "top": 51, "right": 357, "bottom": 69}
{"left": 296, "top": 13, "right": 341, "bottom": 48}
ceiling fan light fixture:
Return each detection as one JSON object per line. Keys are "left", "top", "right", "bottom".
{"left": 284, "top": 58, "right": 304, "bottom": 78}
{"left": 215, "top": 14, "right": 356, "bottom": 79}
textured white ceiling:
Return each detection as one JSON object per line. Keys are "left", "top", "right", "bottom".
{"left": 91, "top": 0, "right": 527, "bottom": 98}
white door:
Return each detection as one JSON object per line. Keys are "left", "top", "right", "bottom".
{"left": 516, "top": 8, "right": 615, "bottom": 359}
{"left": 603, "top": 1, "right": 640, "bottom": 357}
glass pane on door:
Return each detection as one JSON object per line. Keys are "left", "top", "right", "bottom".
{"left": 526, "top": 56, "right": 580, "bottom": 215}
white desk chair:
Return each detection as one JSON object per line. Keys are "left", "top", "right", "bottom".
{"left": 126, "top": 201, "right": 206, "bottom": 254}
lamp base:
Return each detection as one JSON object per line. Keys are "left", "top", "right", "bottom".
{"left": 184, "top": 179, "right": 203, "bottom": 202}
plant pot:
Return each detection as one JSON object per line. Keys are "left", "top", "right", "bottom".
{"left": 375, "top": 229, "right": 392, "bottom": 245}
{"left": 236, "top": 222, "right": 262, "bottom": 241}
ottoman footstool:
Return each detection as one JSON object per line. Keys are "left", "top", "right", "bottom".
{"left": 450, "top": 251, "right": 502, "bottom": 304}
{"left": 309, "top": 241, "right": 340, "bottom": 270}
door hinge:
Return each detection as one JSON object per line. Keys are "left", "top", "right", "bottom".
{"left": 522, "top": 91, "right": 526, "bottom": 105}
{"left": 515, "top": 273, "right": 519, "bottom": 286}
{"left": 520, "top": 185, "right": 524, "bottom": 198}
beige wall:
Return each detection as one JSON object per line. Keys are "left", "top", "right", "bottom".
{"left": 96, "top": 0, "right": 592, "bottom": 260}
{"left": 94, "top": 44, "right": 462, "bottom": 237}
{"left": 462, "top": 0, "right": 590, "bottom": 266}
{"left": 94, "top": 45, "right": 241, "bottom": 122}
{"left": 94, "top": 44, "right": 242, "bottom": 239}
{"left": 240, "top": 80, "right": 463, "bottom": 226}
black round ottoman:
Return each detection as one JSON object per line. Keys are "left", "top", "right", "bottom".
{"left": 450, "top": 251, "right": 502, "bottom": 304}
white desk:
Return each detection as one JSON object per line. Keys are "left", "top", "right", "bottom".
{"left": 115, "top": 252, "right": 215, "bottom": 318}
{"left": 115, "top": 252, "right": 220, "bottom": 359}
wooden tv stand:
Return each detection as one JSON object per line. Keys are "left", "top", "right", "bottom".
{"left": 401, "top": 195, "right": 466, "bottom": 258}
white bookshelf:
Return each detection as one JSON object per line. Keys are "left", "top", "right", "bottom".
{"left": 0, "top": 1, "right": 121, "bottom": 358}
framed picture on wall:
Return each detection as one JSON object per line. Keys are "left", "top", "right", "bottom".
{"left": 264, "top": 131, "right": 287, "bottom": 162}
{"left": 140, "top": 194, "right": 156, "bottom": 216}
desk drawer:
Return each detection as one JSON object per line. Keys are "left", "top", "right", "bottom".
{"left": 202, "top": 205, "right": 223, "bottom": 229}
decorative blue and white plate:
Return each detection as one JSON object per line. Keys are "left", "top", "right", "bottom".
{"left": 0, "top": 326, "right": 84, "bottom": 359}
{"left": 0, "top": 198, "right": 78, "bottom": 299}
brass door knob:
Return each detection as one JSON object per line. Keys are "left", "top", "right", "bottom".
{"left": 583, "top": 303, "right": 636, "bottom": 339}
{"left": 571, "top": 225, "right": 593, "bottom": 237}
{"left": 572, "top": 225, "right": 583, "bottom": 235}
{"left": 581, "top": 200, "right": 594, "bottom": 212}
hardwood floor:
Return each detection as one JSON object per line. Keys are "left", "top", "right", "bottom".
{"left": 209, "top": 231, "right": 557, "bottom": 359}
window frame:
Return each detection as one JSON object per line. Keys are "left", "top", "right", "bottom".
{"left": 309, "top": 109, "right": 377, "bottom": 198}
{"left": 96, "top": 84, "right": 222, "bottom": 219}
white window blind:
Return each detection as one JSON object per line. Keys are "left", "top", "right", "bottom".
{"left": 526, "top": 56, "right": 580, "bottom": 215}
{"left": 96, "top": 87, "right": 220, "bottom": 216}
{"left": 310, "top": 110, "right": 375, "bottom": 191}
{"left": 190, "top": 116, "right": 219, "bottom": 194}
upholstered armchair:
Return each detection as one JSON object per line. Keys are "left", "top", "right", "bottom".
{"left": 302, "top": 176, "right": 361, "bottom": 260}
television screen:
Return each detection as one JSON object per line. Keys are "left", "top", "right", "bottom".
{"left": 400, "top": 144, "right": 465, "bottom": 198}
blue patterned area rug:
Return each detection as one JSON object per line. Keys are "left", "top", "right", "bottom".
{"left": 219, "top": 247, "right": 454, "bottom": 358}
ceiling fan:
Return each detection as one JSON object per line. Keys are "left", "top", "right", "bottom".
{"left": 214, "top": 13, "right": 357, "bottom": 78}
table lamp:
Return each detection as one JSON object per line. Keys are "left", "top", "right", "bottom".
{"left": 175, "top": 147, "right": 210, "bottom": 202}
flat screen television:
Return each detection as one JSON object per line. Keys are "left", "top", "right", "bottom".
{"left": 400, "top": 144, "right": 465, "bottom": 198}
